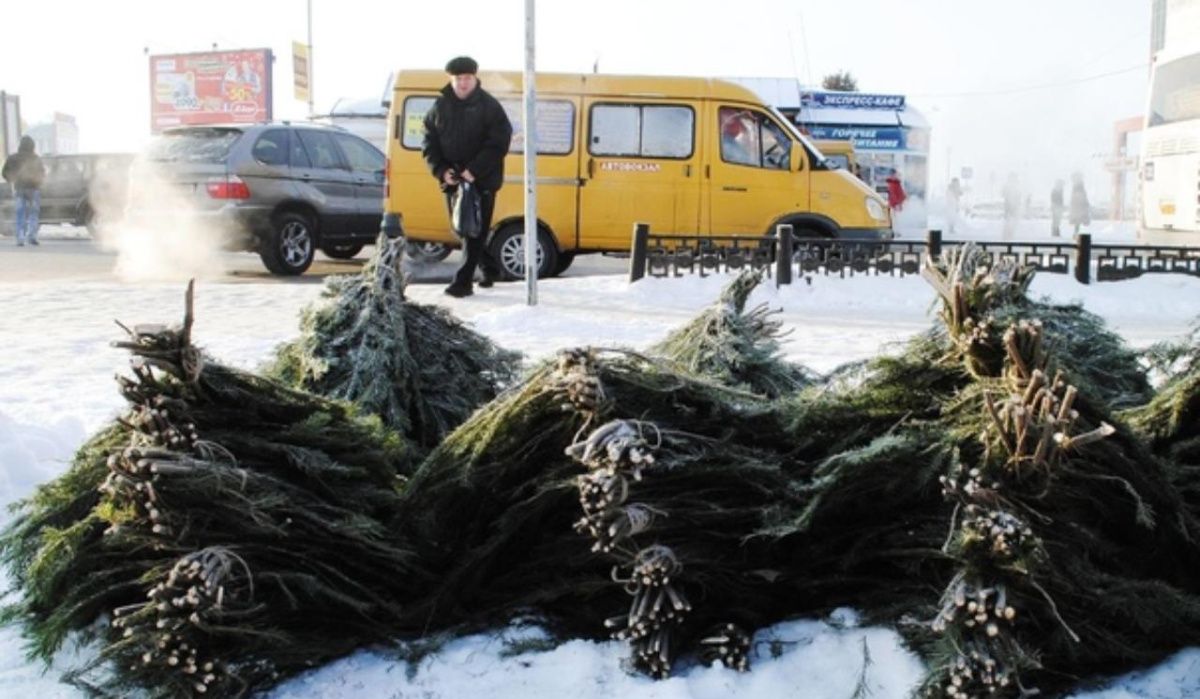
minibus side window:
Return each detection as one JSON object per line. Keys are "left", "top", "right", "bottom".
{"left": 401, "top": 96, "right": 437, "bottom": 150}
{"left": 642, "top": 107, "right": 693, "bottom": 158}
{"left": 590, "top": 104, "right": 694, "bottom": 159}
{"left": 761, "top": 119, "right": 791, "bottom": 170}
{"left": 591, "top": 105, "right": 641, "bottom": 156}
{"left": 719, "top": 109, "right": 760, "bottom": 166}
{"left": 499, "top": 99, "right": 576, "bottom": 155}
{"left": 719, "top": 107, "right": 792, "bottom": 171}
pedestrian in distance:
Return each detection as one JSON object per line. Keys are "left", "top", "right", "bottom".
{"left": 422, "top": 55, "right": 513, "bottom": 298}
{"left": 1001, "top": 172, "right": 1021, "bottom": 240}
{"left": 885, "top": 169, "right": 907, "bottom": 213}
{"left": 1050, "top": 179, "right": 1065, "bottom": 237}
{"left": 2, "top": 136, "right": 46, "bottom": 247}
{"left": 1069, "top": 172, "right": 1090, "bottom": 235}
{"left": 945, "top": 177, "right": 963, "bottom": 234}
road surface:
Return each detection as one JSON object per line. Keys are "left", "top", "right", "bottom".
{"left": 0, "top": 226, "right": 627, "bottom": 284}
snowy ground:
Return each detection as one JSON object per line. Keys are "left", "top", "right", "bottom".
{"left": 2, "top": 217, "right": 1199, "bottom": 697}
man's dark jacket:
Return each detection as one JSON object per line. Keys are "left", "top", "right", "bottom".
{"left": 2, "top": 138, "right": 45, "bottom": 192}
{"left": 422, "top": 82, "right": 513, "bottom": 193}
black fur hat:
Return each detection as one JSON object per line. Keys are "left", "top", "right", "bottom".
{"left": 445, "top": 56, "right": 479, "bottom": 75}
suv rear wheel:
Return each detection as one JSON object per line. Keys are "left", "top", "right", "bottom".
{"left": 82, "top": 205, "right": 116, "bottom": 240}
{"left": 261, "top": 211, "right": 316, "bottom": 275}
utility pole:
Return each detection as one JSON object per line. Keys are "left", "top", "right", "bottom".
{"left": 523, "top": 0, "right": 538, "bottom": 305}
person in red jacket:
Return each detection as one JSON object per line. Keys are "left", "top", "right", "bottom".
{"left": 884, "top": 169, "right": 907, "bottom": 213}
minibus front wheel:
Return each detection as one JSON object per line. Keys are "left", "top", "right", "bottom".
{"left": 490, "top": 223, "right": 559, "bottom": 280}
{"left": 772, "top": 221, "right": 834, "bottom": 263}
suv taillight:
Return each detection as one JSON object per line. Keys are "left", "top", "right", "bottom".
{"left": 206, "top": 175, "right": 250, "bottom": 199}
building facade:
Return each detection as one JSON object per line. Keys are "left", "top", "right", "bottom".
{"left": 26, "top": 113, "right": 79, "bottom": 155}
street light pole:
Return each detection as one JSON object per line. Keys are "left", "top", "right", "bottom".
{"left": 523, "top": 0, "right": 538, "bottom": 305}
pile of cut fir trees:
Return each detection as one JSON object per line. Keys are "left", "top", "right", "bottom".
{"left": 5, "top": 235, "right": 1200, "bottom": 698}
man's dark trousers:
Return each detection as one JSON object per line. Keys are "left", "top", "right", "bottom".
{"left": 447, "top": 189, "right": 500, "bottom": 288}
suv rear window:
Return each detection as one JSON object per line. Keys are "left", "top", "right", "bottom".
{"left": 296, "top": 130, "right": 343, "bottom": 169}
{"left": 144, "top": 128, "right": 242, "bottom": 163}
{"left": 332, "top": 133, "right": 384, "bottom": 171}
{"left": 252, "top": 130, "right": 290, "bottom": 166}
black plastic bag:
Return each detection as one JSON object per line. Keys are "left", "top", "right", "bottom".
{"left": 451, "top": 181, "right": 483, "bottom": 239}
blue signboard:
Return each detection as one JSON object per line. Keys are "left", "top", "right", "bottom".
{"left": 808, "top": 125, "right": 906, "bottom": 151}
{"left": 803, "top": 92, "right": 905, "bottom": 109}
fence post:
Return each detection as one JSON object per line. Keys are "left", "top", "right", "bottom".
{"left": 1074, "top": 233, "right": 1091, "bottom": 284}
{"left": 629, "top": 222, "right": 650, "bottom": 283}
{"left": 776, "top": 224, "right": 793, "bottom": 287}
{"left": 926, "top": 229, "right": 942, "bottom": 260}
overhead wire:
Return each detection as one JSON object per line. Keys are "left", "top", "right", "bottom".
{"left": 912, "top": 63, "right": 1147, "bottom": 100}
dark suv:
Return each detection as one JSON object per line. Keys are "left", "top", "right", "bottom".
{"left": 1, "top": 153, "right": 134, "bottom": 236}
{"left": 126, "top": 123, "right": 385, "bottom": 275}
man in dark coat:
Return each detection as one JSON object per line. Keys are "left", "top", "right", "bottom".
{"left": 2, "top": 136, "right": 46, "bottom": 246}
{"left": 422, "top": 56, "right": 513, "bottom": 297}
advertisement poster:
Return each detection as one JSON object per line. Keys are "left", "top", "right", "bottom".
{"left": 802, "top": 92, "right": 906, "bottom": 110}
{"left": 807, "top": 125, "right": 906, "bottom": 151}
{"left": 149, "top": 48, "right": 272, "bottom": 132}
{"left": 292, "top": 42, "right": 310, "bottom": 102}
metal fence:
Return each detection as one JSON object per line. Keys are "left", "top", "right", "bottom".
{"left": 626, "top": 223, "right": 1200, "bottom": 285}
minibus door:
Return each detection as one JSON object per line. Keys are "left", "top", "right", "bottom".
{"left": 579, "top": 101, "right": 701, "bottom": 249}
{"left": 708, "top": 106, "right": 808, "bottom": 237}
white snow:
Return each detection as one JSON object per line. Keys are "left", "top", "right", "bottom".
{"left": 271, "top": 615, "right": 927, "bottom": 699}
{"left": 1, "top": 219, "right": 1199, "bottom": 697}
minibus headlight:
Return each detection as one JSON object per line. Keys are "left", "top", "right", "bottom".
{"left": 866, "top": 197, "right": 886, "bottom": 220}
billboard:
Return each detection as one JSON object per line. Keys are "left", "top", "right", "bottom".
{"left": 807, "top": 125, "right": 906, "bottom": 151}
{"left": 149, "top": 48, "right": 273, "bottom": 132}
{"left": 802, "top": 92, "right": 906, "bottom": 110}
{"left": 292, "top": 41, "right": 310, "bottom": 102}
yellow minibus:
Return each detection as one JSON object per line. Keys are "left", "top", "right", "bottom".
{"left": 383, "top": 71, "right": 891, "bottom": 278}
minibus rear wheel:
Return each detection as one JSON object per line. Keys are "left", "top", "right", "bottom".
{"left": 554, "top": 251, "right": 576, "bottom": 275}
{"left": 406, "top": 241, "right": 453, "bottom": 263}
{"left": 490, "top": 223, "right": 559, "bottom": 280}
